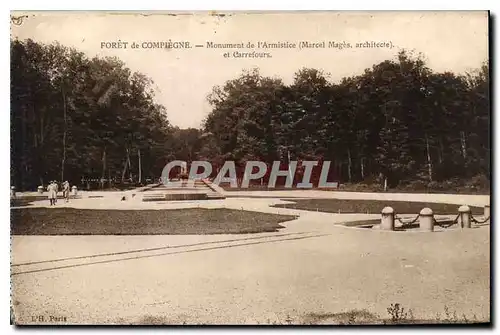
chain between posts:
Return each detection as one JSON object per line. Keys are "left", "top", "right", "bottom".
{"left": 392, "top": 207, "right": 488, "bottom": 229}
{"left": 470, "top": 213, "right": 490, "bottom": 224}
{"left": 433, "top": 213, "right": 460, "bottom": 229}
{"left": 395, "top": 214, "right": 420, "bottom": 228}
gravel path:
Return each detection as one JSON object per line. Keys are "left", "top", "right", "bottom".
{"left": 11, "top": 191, "right": 491, "bottom": 325}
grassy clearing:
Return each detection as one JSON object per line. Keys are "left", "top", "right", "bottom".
{"left": 10, "top": 208, "right": 295, "bottom": 235}
{"left": 273, "top": 199, "right": 484, "bottom": 215}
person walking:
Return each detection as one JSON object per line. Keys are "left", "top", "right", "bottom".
{"left": 63, "top": 181, "right": 70, "bottom": 202}
{"left": 54, "top": 181, "right": 59, "bottom": 204}
{"left": 47, "top": 182, "right": 51, "bottom": 206}
{"left": 47, "top": 181, "right": 56, "bottom": 206}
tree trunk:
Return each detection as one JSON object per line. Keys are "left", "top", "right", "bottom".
{"left": 337, "top": 161, "right": 343, "bottom": 182}
{"left": 121, "top": 148, "right": 129, "bottom": 183}
{"left": 425, "top": 134, "right": 433, "bottom": 182}
{"left": 101, "top": 149, "right": 106, "bottom": 189}
{"left": 61, "top": 84, "right": 67, "bottom": 182}
{"left": 121, "top": 158, "right": 128, "bottom": 183}
{"left": 40, "top": 116, "right": 44, "bottom": 144}
{"left": 384, "top": 177, "right": 388, "bottom": 192}
{"left": 20, "top": 105, "right": 28, "bottom": 190}
{"left": 287, "top": 149, "right": 292, "bottom": 182}
{"left": 138, "top": 148, "right": 142, "bottom": 184}
{"left": 460, "top": 131, "right": 467, "bottom": 160}
{"left": 438, "top": 138, "right": 444, "bottom": 164}
{"left": 347, "top": 148, "right": 352, "bottom": 182}
{"left": 360, "top": 157, "right": 365, "bottom": 180}
{"left": 127, "top": 148, "right": 132, "bottom": 181}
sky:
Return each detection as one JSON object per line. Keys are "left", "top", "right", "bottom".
{"left": 11, "top": 11, "right": 489, "bottom": 128}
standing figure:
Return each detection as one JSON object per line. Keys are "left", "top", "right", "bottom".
{"left": 63, "top": 181, "right": 70, "bottom": 202}
{"left": 54, "top": 181, "right": 59, "bottom": 204}
{"left": 46, "top": 182, "right": 51, "bottom": 206}
{"left": 61, "top": 181, "right": 66, "bottom": 200}
{"left": 47, "top": 181, "right": 56, "bottom": 206}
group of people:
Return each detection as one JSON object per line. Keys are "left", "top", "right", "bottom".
{"left": 47, "top": 180, "right": 71, "bottom": 206}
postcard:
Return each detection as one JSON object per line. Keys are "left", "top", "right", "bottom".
{"left": 10, "top": 11, "right": 490, "bottom": 325}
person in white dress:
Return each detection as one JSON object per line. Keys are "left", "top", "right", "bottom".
{"left": 54, "top": 181, "right": 59, "bottom": 204}
{"left": 63, "top": 181, "right": 70, "bottom": 202}
{"left": 47, "top": 181, "right": 56, "bottom": 206}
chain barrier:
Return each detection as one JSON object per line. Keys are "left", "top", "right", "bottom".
{"left": 434, "top": 213, "right": 460, "bottom": 229}
{"left": 471, "top": 213, "right": 490, "bottom": 224}
{"left": 391, "top": 208, "right": 488, "bottom": 229}
{"left": 395, "top": 214, "right": 420, "bottom": 228}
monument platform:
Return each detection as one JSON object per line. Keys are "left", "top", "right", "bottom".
{"left": 141, "top": 179, "right": 225, "bottom": 202}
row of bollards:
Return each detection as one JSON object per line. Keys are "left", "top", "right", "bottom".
{"left": 381, "top": 204, "right": 490, "bottom": 232}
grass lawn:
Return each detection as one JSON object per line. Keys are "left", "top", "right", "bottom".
{"left": 273, "top": 199, "right": 484, "bottom": 215}
{"left": 11, "top": 208, "right": 296, "bottom": 235}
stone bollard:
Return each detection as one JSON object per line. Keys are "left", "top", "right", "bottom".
{"left": 381, "top": 207, "right": 395, "bottom": 231}
{"left": 484, "top": 204, "right": 490, "bottom": 224}
{"left": 71, "top": 185, "right": 78, "bottom": 196}
{"left": 419, "top": 208, "right": 434, "bottom": 232}
{"left": 458, "top": 205, "right": 471, "bottom": 229}
{"left": 37, "top": 185, "right": 44, "bottom": 194}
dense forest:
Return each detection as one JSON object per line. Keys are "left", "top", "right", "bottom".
{"left": 11, "top": 39, "right": 490, "bottom": 191}
{"left": 11, "top": 39, "right": 173, "bottom": 190}
{"left": 204, "top": 52, "right": 490, "bottom": 190}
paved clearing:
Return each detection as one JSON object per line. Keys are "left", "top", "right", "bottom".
{"left": 10, "top": 191, "right": 490, "bottom": 325}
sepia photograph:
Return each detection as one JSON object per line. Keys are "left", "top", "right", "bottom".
{"left": 9, "top": 11, "right": 490, "bottom": 325}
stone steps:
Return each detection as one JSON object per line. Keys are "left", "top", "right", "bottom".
{"left": 141, "top": 179, "right": 225, "bottom": 202}
{"left": 140, "top": 179, "right": 225, "bottom": 202}
{"left": 142, "top": 193, "right": 209, "bottom": 202}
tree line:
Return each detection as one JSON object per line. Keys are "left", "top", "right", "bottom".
{"left": 11, "top": 39, "right": 175, "bottom": 190}
{"left": 11, "top": 39, "right": 489, "bottom": 190}
{"left": 203, "top": 50, "right": 489, "bottom": 188}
